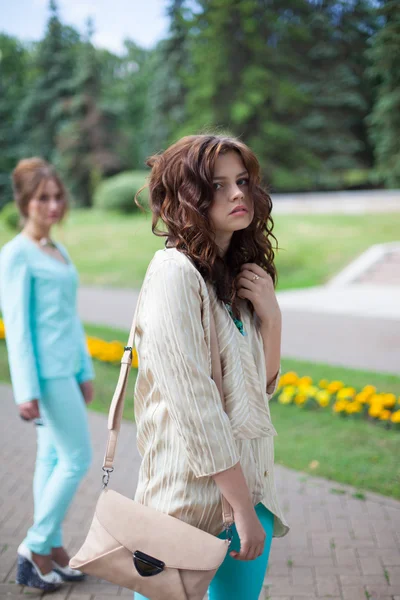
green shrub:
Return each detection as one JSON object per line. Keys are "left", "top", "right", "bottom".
{"left": 1, "top": 202, "right": 20, "bottom": 230}
{"left": 93, "top": 171, "right": 150, "bottom": 213}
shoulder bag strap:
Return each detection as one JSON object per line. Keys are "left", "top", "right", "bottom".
{"left": 102, "top": 279, "right": 235, "bottom": 527}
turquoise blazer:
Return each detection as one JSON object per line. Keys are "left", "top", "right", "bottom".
{"left": 0, "top": 233, "right": 95, "bottom": 405}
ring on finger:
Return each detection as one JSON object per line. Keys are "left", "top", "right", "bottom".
{"left": 252, "top": 274, "right": 260, "bottom": 281}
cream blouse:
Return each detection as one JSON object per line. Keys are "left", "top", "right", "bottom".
{"left": 133, "top": 247, "right": 290, "bottom": 539}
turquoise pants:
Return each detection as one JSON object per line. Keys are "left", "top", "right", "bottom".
{"left": 23, "top": 377, "right": 92, "bottom": 555}
{"left": 135, "top": 503, "right": 274, "bottom": 600}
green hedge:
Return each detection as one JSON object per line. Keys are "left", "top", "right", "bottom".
{"left": 93, "top": 171, "right": 150, "bottom": 213}
{"left": 0, "top": 202, "right": 20, "bottom": 230}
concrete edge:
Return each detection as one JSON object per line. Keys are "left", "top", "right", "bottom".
{"left": 328, "top": 242, "right": 400, "bottom": 287}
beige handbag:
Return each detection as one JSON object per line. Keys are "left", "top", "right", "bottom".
{"left": 70, "top": 287, "right": 234, "bottom": 600}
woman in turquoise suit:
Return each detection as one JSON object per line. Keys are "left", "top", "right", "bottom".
{"left": 0, "top": 158, "right": 94, "bottom": 592}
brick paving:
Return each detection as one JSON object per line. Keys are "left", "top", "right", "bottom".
{"left": 1, "top": 383, "right": 400, "bottom": 600}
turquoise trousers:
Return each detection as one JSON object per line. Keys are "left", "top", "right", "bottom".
{"left": 23, "top": 377, "right": 92, "bottom": 555}
{"left": 135, "top": 503, "right": 274, "bottom": 600}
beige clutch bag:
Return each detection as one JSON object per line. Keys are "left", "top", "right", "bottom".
{"left": 70, "top": 283, "right": 234, "bottom": 600}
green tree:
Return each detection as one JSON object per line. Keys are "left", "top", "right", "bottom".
{"left": 17, "top": 0, "right": 80, "bottom": 161}
{"left": 56, "top": 19, "right": 121, "bottom": 207}
{"left": 103, "top": 40, "right": 155, "bottom": 169}
{"left": 184, "top": 0, "right": 314, "bottom": 187}
{"left": 147, "top": 0, "right": 191, "bottom": 151}
{"left": 293, "top": 0, "right": 380, "bottom": 187}
{"left": 0, "top": 34, "right": 29, "bottom": 208}
{"left": 182, "top": 0, "right": 380, "bottom": 190}
{"left": 367, "top": 0, "right": 400, "bottom": 187}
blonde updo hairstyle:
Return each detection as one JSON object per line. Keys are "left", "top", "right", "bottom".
{"left": 12, "top": 157, "right": 68, "bottom": 221}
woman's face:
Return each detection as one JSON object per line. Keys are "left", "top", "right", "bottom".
{"left": 208, "top": 151, "right": 254, "bottom": 249}
{"left": 26, "top": 178, "right": 66, "bottom": 229}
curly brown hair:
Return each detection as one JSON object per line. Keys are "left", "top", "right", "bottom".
{"left": 140, "top": 134, "right": 278, "bottom": 311}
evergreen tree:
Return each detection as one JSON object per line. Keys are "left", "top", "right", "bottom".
{"left": 184, "top": 0, "right": 314, "bottom": 187}
{"left": 367, "top": 0, "right": 400, "bottom": 187}
{"left": 17, "top": 0, "right": 80, "bottom": 161}
{"left": 56, "top": 18, "right": 121, "bottom": 207}
{"left": 182, "top": 0, "right": 379, "bottom": 190}
{"left": 147, "top": 0, "right": 191, "bottom": 151}
{"left": 0, "top": 35, "right": 29, "bottom": 208}
{"left": 293, "top": 0, "right": 380, "bottom": 187}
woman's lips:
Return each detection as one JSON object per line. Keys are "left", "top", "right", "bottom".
{"left": 229, "top": 206, "right": 248, "bottom": 215}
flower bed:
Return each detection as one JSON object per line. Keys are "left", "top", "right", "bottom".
{"left": 1, "top": 319, "right": 398, "bottom": 430}
{"left": 273, "top": 372, "right": 400, "bottom": 431}
{"left": 87, "top": 336, "right": 138, "bottom": 368}
{"left": 0, "top": 319, "right": 138, "bottom": 369}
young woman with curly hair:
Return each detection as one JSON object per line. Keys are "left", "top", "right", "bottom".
{"left": 133, "top": 134, "right": 290, "bottom": 600}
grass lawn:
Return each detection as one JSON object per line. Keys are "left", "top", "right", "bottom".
{"left": 0, "top": 209, "right": 398, "bottom": 289}
{"left": 1, "top": 324, "right": 399, "bottom": 500}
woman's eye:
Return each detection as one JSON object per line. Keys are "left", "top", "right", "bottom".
{"left": 238, "top": 178, "right": 249, "bottom": 186}
{"left": 213, "top": 182, "right": 222, "bottom": 190}
{"left": 39, "top": 195, "right": 48, "bottom": 202}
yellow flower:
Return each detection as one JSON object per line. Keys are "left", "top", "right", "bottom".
{"left": 282, "top": 385, "right": 297, "bottom": 397}
{"left": 382, "top": 393, "right": 396, "bottom": 408}
{"left": 298, "top": 376, "right": 313, "bottom": 387}
{"left": 0, "top": 319, "right": 5, "bottom": 340}
{"left": 316, "top": 390, "right": 331, "bottom": 407}
{"left": 390, "top": 410, "right": 400, "bottom": 423}
{"left": 369, "top": 393, "right": 383, "bottom": 406}
{"left": 355, "top": 392, "right": 371, "bottom": 404}
{"left": 327, "top": 380, "right": 345, "bottom": 393}
{"left": 279, "top": 372, "right": 299, "bottom": 386}
{"left": 379, "top": 409, "right": 391, "bottom": 421}
{"left": 297, "top": 384, "right": 318, "bottom": 397}
{"left": 307, "top": 385, "right": 319, "bottom": 397}
{"left": 318, "top": 379, "right": 329, "bottom": 389}
{"left": 346, "top": 401, "right": 363, "bottom": 414}
{"left": 337, "top": 387, "right": 356, "bottom": 400}
{"left": 368, "top": 405, "right": 382, "bottom": 418}
{"left": 362, "top": 385, "right": 376, "bottom": 396}
{"left": 278, "top": 392, "right": 293, "bottom": 405}
{"left": 333, "top": 400, "right": 348, "bottom": 413}
{"left": 132, "top": 348, "right": 139, "bottom": 369}
{"left": 294, "top": 394, "right": 306, "bottom": 406}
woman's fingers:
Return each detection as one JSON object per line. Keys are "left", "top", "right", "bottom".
{"left": 236, "top": 276, "right": 257, "bottom": 291}
{"left": 230, "top": 542, "right": 264, "bottom": 561}
{"left": 19, "top": 400, "right": 40, "bottom": 421}
{"left": 256, "top": 542, "right": 265, "bottom": 558}
{"left": 241, "top": 263, "right": 267, "bottom": 279}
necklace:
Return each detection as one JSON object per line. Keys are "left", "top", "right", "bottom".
{"left": 39, "top": 237, "right": 57, "bottom": 249}
{"left": 225, "top": 303, "right": 246, "bottom": 336}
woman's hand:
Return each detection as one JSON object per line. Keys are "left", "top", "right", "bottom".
{"left": 18, "top": 399, "right": 40, "bottom": 421}
{"left": 79, "top": 380, "right": 94, "bottom": 405}
{"left": 230, "top": 507, "right": 266, "bottom": 561}
{"left": 236, "top": 263, "right": 281, "bottom": 328}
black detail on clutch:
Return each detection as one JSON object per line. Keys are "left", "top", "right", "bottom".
{"left": 133, "top": 551, "right": 165, "bottom": 577}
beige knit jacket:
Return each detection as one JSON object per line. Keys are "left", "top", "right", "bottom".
{"left": 133, "top": 247, "right": 290, "bottom": 539}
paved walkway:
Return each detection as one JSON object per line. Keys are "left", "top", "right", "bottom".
{"left": 272, "top": 190, "right": 400, "bottom": 214}
{"left": 1, "top": 384, "right": 400, "bottom": 600}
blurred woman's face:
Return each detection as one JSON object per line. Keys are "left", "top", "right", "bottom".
{"left": 208, "top": 151, "right": 254, "bottom": 249}
{"left": 26, "top": 178, "right": 66, "bottom": 229}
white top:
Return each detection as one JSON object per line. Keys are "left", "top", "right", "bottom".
{"left": 133, "top": 247, "right": 290, "bottom": 538}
